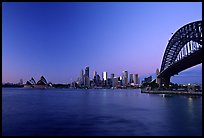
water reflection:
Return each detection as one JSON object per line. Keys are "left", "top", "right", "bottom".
{"left": 2, "top": 88, "right": 202, "bottom": 136}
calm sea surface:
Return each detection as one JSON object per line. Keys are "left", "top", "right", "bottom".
{"left": 2, "top": 88, "right": 202, "bottom": 136}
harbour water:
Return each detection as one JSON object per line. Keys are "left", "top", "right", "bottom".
{"left": 2, "top": 88, "right": 202, "bottom": 136}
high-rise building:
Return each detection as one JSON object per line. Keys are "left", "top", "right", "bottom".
{"left": 93, "top": 71, "right": 99, "bottom": 87}
{"left": 85, "top": 66, "right": 89, "bottom": 78}
{"left": 93, "top": 71, "right": 97, "bottom": 78}
{"left": 107, "top": 78, "right": 112, "bottom": 87}
{"left": 118, "top": 76, "right": 122, "bottom": 86}
{"left": 156, "top": 68, "right": 159, "bottom": 75}
{"left": 122, "top": 71, "right": 128, "bottom": 86}
{"left": 156, "top": 68, "right": 160, "bottom": 85}
{"left": 129, "top": 74, "right": 133, "bottom": 84}
{"left": 110, "top": 73, "right": 115, "bottom": 87}
{"left": 137, "top": 77, "right": 140, "bottom": 85}
{"left": 84, "top": 76, "right": 90, "bottom": 87}
{"left": 84, "top": 66, "right": 90, "bottom": 87}
{"left": 96, "top": 74, "right": 101, "bottom": 86}
{"left": 80, "top": 69, "right": 84, "bottom": 85}
{"left": 134, "top": 74, "right": 139, "bottom": 84}
{"left": 112, "top": 77, "right": 118, "bottom": 87}
{"left": 119, "top": 76, "right": 122, "bottom": 81}
{"left": 103, "top": 72, "right": 107, "bottom": 81}
{"left": 102, "top": 72, "right": 107, "bottom": 87}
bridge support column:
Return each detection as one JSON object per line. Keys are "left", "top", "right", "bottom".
{"left": 159, "top": 76, "right": 170, "bottom": 90}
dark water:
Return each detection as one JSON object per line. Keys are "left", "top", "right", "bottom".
{"left": 2, "top": 88, "right": 202, "bottom": 136}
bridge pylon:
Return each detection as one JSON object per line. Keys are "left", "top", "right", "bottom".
{"left": 158, "top": 76, "right": 170, "bottom": 90}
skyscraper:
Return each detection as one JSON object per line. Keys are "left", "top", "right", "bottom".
{"left": 119, "top": 76, "right": 122, "bottom": 81}
{"left": 118, "top": 76, "right": 122, "bottom": 86}
{"left": 84, "top": 66, "right": 90, "bottom": 87}
{"left": 122, "top": 71, "right": 128, "bottom": 86}
{"left": 156, "top": 68, "right": 159, "bottom": 75}
{"left": 103, "top": 72, "right": 107, "bottom": 81}
{"left": 80, "top": 69, "right": 84, "bottom": 85}
{"left": 110, "top": 73, "right": 115, "bottom": 87}
{"left": 129, "top": 74, "right": 133, "bottom": 84}
{"left": 95, "top": 74, "right": 101, "bottom": 86}
{"left": 80, "top": 69, "right": 84, "bottom": 78}
{"left": 102, "top": 72, "right": 107, "bottom": 87}
{"left": 93, "top": 71, "right": 97, "bottom": 78}
{"left": 85, "top": 66, "right": 89, "bottom": 78}
{"left": 93, "top": 71, "right": 99, "bottom": 87}
{"left": 156, "top": 68, "right": 160, "bottom": 85}
{"left": 134, "top": 74, "right": 139, "bottom": 85}
{"left": 112, "top": 77, "right": 118, "bottom": 88}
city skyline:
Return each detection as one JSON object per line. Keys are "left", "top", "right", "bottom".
{"left": 2, "top": 2, "right": 202, "bottom": 84}
{"left": 3, "top": 64, "right": 202, "bottom": 86}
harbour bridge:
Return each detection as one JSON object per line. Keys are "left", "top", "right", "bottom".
{"left": 155, "top": 20, "right": 202, "bottom": 88}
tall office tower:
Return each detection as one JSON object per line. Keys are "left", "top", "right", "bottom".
{"left": 84, "top": 75, "right": 90, "bottom": 87}
{"left": 129, "top": 74, "right": 133, "bottom": 84}
{"left": 122, "top": 71, "right": 128, "bottom": 86}
{"left": 93, "top": 71, "right": 98, "bottom": 86}
{"left": 93, "top": 71, "right": 97, "bottom": 78}
{"left": 85, "top": 66, "right": 89, "bottom": 78}
{"left": 138, "top": 77, "right": 140, "bottom": 84}
{"left": 103, "top": 72, "right": 107, "bottom": 81}
{"left": 112, "top": 77, "right": 118, "bottom": 87}
{"left": 156, "top": 68, "right": 159, "bottom": 75}
{"left": 83, "top": 75, "right": 86, "bottom": 86}
{"left": 102, "top": 72, "right": 107, "bottom": 86}
{"left": 134, "top": 74, "right": 139, "bottom": 84}
{"left": 110, "top": 73, "right": 115, "bottom": 87}
{"left": 80, "top": 69, "right": 84, "bottom": 78}
{"left": 80, "top": 69, "right": 84, "bottom": 85}
{"left": 96, "top": 74, "right": 101, "bottom": 86}
{"left": 156, "top": 68, "right": 160, "bottom": 85}
{"left": 119, "top": 76, "right": 122, "bottom": 81}
{"left": 84, "top": 66, "right": 90, "bottom": 87}
{"left": 107, "top": 78, "right": 112, "bottom": 87}
{"left": 117, "top": 76, "right": 122, "bottom": 86}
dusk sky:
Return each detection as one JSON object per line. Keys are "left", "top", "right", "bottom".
{"left": 2, "top": 2, "right": 202, "bottom": 84}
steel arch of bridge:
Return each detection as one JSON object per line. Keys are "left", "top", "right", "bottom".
{"left": 160, "top": 20, "right": 202, "bottom": 74}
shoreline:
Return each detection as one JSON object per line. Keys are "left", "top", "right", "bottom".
{"left": 141, "top": 90, "right": 202, "bottom": 96}
{"left": 2, "top": 87, "right": 202, "bottom": 96}
{"left": 2, "top": 87, "right": 141, "bottom": 90}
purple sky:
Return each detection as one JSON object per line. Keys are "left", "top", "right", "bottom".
{"left": 2, "top": 2, "right": 202, "bottom": 84}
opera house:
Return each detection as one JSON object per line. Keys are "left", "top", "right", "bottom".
{"left": 24, "top": 76, "right": 52, "bottom": 88}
